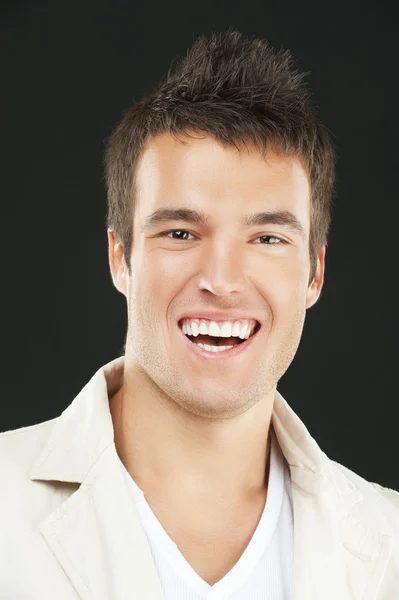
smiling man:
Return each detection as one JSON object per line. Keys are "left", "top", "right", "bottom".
{"left": 1, "top": 29, "right": 398, "bottom": 600}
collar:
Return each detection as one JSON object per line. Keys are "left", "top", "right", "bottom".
{"left": 28, "top": 356, "right": 395, "bottom": 600}
{"left": 29, "top": 355, "right": 351, "bottom": 498}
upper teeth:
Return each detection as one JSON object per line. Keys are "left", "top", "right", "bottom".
{"left": 180, "top": 318, "right": 257, "bottom": 340}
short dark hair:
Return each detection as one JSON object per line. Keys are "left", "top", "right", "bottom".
{"left": 105, "top": 28, "right": 335, "bottom": 284}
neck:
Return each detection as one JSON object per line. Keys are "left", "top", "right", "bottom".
{"left": 110, "top": 361, "right": 275, "bottom": 504}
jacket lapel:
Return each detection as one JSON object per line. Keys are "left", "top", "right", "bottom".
{"left": 289, "top": 468, "right": 393, "bottom": 599}
{"left": 273, "top": 393, "right": 394, "bottom": 599}
{"left": 38, "top": 443, "right": 166, "bottom": 600}
{"left": 30, "top": 357, "right": 394, "bottom": 600}
{"left": 30, "top": 357, "right": 166, "bottom": 600}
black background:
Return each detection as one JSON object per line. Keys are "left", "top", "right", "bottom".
{"left": 1, "top": 1, "right": 398, "bottom": 489}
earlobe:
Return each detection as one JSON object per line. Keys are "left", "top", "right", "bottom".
{"left": 306, "top": 279, "right": 319, "bottom": 309}
{"left": 107, "top": 229, "right": 128, "bottom": 297}
{"left": 306, "top": 246, "right": 326, "bottom": 309}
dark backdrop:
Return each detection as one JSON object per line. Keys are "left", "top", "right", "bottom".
{"left": 1, "top": 0, "right": 398, "bottom": 490}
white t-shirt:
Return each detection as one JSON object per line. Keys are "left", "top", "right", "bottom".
{"left": 120, "top": 427, "right": 294, "bottom": 599}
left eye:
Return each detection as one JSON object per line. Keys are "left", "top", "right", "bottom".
{"left": 253, "top": 235, "right": 284, "bottom": 245}
{"left": 159, "top": 230, "right": 285, "bottom": 244}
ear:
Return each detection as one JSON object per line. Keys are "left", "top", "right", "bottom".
{"left": 306, "top": 246, "right": 326, "bottom": 309}
{"left": 107, "top": 229, "right": 128, "bottom": 297}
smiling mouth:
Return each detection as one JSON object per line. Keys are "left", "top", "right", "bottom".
{"left": 179, "top": 321, "right": 261, "bottom": 349}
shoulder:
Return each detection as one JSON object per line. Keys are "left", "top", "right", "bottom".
{"left": 0, "top": 418, "right": 58, "bottom": 481}
{"left": 329, "top": 461, "right": 399, "bottom": 594}
{"left": 0, "top": 417, "right": 66, "bottom": 536}
{"left": 332, "top": 459, "right": 399, "bottom": 506}
{"left": 331, "top": 459, "right": 399, "bottom": 529}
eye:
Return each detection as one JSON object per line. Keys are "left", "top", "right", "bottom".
{"left": 158, "top": 230, "right": 195, "bottom": 241}
{"left": 253, "top": 235, "right": 286, "bottom": 245}
{"left": 157, "top": 230, "right": 287, "bottom": 245}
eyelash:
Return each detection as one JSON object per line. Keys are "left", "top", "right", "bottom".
{"left": 157, "top": 229, "right": 287, "bottom": 245}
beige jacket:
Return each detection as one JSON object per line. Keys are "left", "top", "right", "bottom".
{"left": 1, "top": 356, "right": 398, "bottom": 599}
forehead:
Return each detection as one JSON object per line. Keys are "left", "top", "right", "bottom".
{"left": 134, "top": 132, "right": 310, "bottom": 227}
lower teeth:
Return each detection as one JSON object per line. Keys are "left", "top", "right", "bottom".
{"left": 195, "top": 342, "right": 235, "bottom": 353}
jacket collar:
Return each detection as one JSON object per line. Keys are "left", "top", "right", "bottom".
{"left": 29, "top": 355, "right": 334, "bottom": 488}
{"left": 29, "top": 356, "right": 124, "bottom": 484}
{"left": 29, "top": 356, "right": 357, "bottom": 501}
{"left": 29, "top": 356, "right": 394, "bottom": 600}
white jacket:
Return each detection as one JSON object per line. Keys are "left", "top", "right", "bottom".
{"left": 1, "top": 356, "right": 398, "bottom": 599}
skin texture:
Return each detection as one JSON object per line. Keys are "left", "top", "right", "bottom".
{"left": 108, "top": 132, "right": 325, "bottom": 583}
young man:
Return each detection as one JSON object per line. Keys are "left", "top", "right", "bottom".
{"left": 1, "top": 29, "right": 398, "bottom": 600}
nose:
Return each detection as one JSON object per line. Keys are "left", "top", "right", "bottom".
{"left": 197, "top": 241, "right": 246, "bottom": 296}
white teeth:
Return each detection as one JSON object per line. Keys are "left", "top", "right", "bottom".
{"left": 219, "top": 322, "right": 232, "bottom": 337}
{"left": 208, "top": 321, "right": 220, "bottom": 336}
{"left": 199, "top": 321, "right": 208, "bottom": 335}
{"left": 239, "top": 324, "right": 248, "bottom": 339}
{"left": 231, "top": 322, "right": 241, "bottom": 336}
{"left": 197, "top": 343, "right": 233, "bottom": 352}
{"left": 181, "top": 318, "right": 257, "bottom": 338}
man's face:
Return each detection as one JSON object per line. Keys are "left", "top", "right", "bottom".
{"left": 110, "top": 132, "right": 324, "bottom": 419}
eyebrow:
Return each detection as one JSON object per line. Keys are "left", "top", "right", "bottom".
{"left": 142, "top": 207, "right": 306, "bottom": 240}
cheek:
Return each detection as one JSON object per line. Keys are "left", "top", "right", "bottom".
{"left": 260, "top": 262, "right": 308, "bottom": 325}
{"left": 139, "top": 250, "right": 188, "bottom": 305}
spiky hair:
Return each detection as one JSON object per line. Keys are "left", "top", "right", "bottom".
{"left": 105, "top": 28, "right": 335, "bottom": 282}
